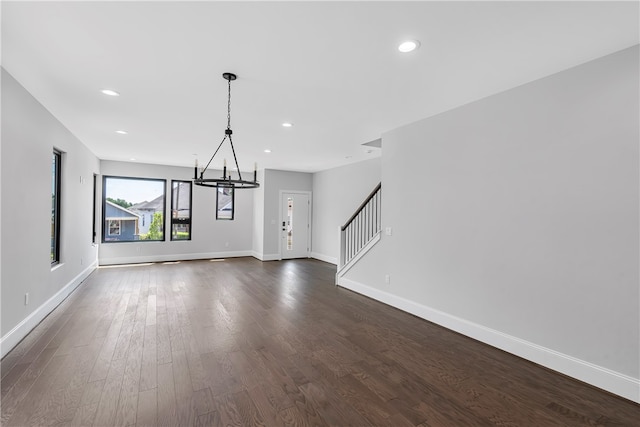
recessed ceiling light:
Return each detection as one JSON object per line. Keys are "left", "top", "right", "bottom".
{"left": 264, "top": 149, "right": 272, "bottom": 153}
{"left": 398, "top": 40, "right": 420, "bottom": 53}
{"left": 129, "top": 158, "right": 136, "bottom": 161}
{"left": 115, "top": 130, "right": 128, "bottom": 134}
{"left": 282, "top": 122, "right": 293, "bottom": 128}
{"left": 101, "top": 89, "right": 120, "bottom": 96}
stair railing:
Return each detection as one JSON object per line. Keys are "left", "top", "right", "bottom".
{"left": 339, "top": 183, "right": 381, "bottom": 269}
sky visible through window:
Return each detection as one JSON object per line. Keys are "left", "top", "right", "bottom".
{"left": 105, "top": 178, "right": 164, "bottom": 205}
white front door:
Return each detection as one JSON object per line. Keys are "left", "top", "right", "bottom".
{"left": 281, "top": 192, "right": 310, "bottom": 259}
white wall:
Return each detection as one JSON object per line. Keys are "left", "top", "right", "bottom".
{"left": 98, "top": 160, "right": 254, "bottom": 265}
{"left": 257, "top": 169, "right": 312, "bottom": 260}
{"left": 341, "top": 46, "right": 640, "bottom": 401}
{"left": 311, "top": 158, "right": 381, "bottom": 264}
{"left": 252, "top": 169, "right": 265, "bottom": 260}
{"left": 1, "top": 69, "right": 100, "bottom": 355}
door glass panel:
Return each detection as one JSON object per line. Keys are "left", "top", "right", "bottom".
{"left": 287, "top": 197, "right": 293, "bottom": 250}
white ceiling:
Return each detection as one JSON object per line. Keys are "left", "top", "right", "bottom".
{"left": 2, "top": 1, "right": 638, "bottom": 173}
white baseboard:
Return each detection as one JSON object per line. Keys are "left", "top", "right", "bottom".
{"left": 337, "top": 277, "right": 640, "bottom": 404}
{"left": 98, "top": 251, "right": 253, "bottom": 266}
{"left": 310, "top": 252, "right": 337, "bottom": 265}
{"left": 251, "top": 252, "right": 281, "bottom": 261}
{"left": 1, "top": 262, "right": 98, "bottom": 358}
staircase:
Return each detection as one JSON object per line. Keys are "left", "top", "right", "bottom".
{"left": 336, "top": 183, "right": 382, "bottom": 282}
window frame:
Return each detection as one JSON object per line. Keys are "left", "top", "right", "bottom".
{"left": 51, "top": 150, "right": 62, "bottom": 265}
{"left": 92, "top": 174, "right": 97, "bottom": 244}
{"left": 102, "top": 175, "right": 167, "bottom": 243}
{"left": 170, "top": 180, "right": 192, "bottom": 241}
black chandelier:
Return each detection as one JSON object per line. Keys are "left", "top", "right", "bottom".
{"left": 193, "top": 72, "right": 259, "bottom": 189}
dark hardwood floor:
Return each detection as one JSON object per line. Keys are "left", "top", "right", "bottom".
{"left": 1, "top": 257, "right": 638, "bottom": 426}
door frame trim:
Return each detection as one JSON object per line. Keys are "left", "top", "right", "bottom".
{"left": 278, "top": 190, "right": 312, "bottom": 260}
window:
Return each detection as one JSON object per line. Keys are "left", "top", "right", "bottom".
{"left": 216, "top": 186, "right": 234, "bottom": 220}
{"left": 51, "top": 151, "right": 61, "bottom": 264}
{"left": 102, "top": 176, "right": 166, "bottom": 242}
{"left": 171, "top": 181, "right": 192, "bottom": 240}
{"left": 108, "top": 220, "right": 121, "bottom": 235}
{"left": 92, "top": 174, "right": 97, "bottom": 244}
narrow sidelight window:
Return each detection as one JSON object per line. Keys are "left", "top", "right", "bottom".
{"left": 216, "top": 186, "right": 234, "bottom": 220}
{"left": 171, "top": 180, "right": 192, "bottom": 240}
{"left": 92, "top": 174, "right": 97, "bottom": 244}
{"left": 51, "top": 151, "right": 61, "bottom": 264}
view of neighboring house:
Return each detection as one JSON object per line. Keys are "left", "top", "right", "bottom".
{"left": 104, "top": 200, "right": 139, "bottom": 241}
{"left": 130, "top": 196, "right": 163, "bottom": 235}
{"left": 216, "top": 187, "right": 233, "bottom": 220}
{"left": 171, "top": 181, "right": 191, "bottom": 238}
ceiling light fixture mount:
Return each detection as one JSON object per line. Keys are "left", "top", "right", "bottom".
{"left": 194, "top": 72, "right": 259, "bottom": 189}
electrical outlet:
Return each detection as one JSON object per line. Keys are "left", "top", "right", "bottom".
{"left": 25, "top": 293, "right": 29, "bottom": 305}
{"left": 385, "top": 227, "right": 392, "bottom": 236}
{"left": 385, "top": 274, "right": 391, "bottom": 284}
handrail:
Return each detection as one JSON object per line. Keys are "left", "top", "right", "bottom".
{"left": 341, "top": 182, "right": 382, "bottom": 231}
{"left": 339, "top": 183, "right": 382, "bottom": 270}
